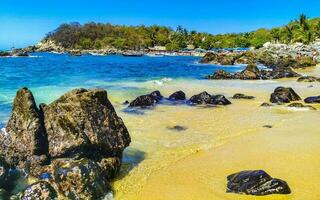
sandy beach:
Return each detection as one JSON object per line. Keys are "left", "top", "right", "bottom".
{"left": 111, "top": 66, "right": 320, "bottom": 200}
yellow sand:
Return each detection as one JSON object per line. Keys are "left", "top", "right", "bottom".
{"left": 109, "top": 66, "right": 320, "bottom": 200}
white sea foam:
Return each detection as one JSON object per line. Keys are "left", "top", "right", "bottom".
{"left": 287, "top": 107, "right": 311, "bottom": 111}
{"left": 153, "top": 77, "right": 173, "bottom": 85}
{"left": 102, "top": 192, "right": 114, "bottom": 200}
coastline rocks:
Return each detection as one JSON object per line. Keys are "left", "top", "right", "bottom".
{"left": 0, "top": 51, "right": 11, "bottom": 57}
{"left": 297, "top": 76, "right": 320, "bottom": 82}
{"left": 169, "top": 91, "right": 186, "bottom": 101}
{"left": 129, "top": 91, "right": 163, "bottom": 107}
{"left": 226, "top": 170, "right": 291, "bottom": 195}
{"left": 270, "top": 87, "right": 301, "bottom": 103}
{"left": 287, "top": 103, "right": 316, "bottom": 110}
{"left": 20, "top": 181, "right": 57, "bottom": 200}
{"left": 42, "top": 158, "right": 110, "bottom": 199}
{"left": 1, "top": 87, "right": 48, "bottom": 168}
{"left": 43, "top": 88, "right": 130, "bottom": 158}
{"left": 234, "top": 64, "right": 260, "bottom": 80}
{"left": 206, "top": 70, "right": 234, "bottom": 80}
{"left": 232, "top": 93, "right": 255, "bottom": 99}
{"left": 189, "top": 92, "right": 231, "bottom": 105}
{"left": 260, "top": 67, "right": 301, "bottom": 79}
{"left": 304, "top": 96, "right": 320, "bottom": 104}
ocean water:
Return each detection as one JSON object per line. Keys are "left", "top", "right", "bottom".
{"left": 0, "top": 53, "right": 243, "bottom": 124}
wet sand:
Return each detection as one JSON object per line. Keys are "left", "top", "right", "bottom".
{"left": 109, "top": 66, "right": 320, "bottom": 200}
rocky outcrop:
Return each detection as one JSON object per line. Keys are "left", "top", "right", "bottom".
{"left": 270, "top": 87, "right": 301, "bottom": 103}
{"left": 207, "top": 65, "right": 301, "bottom": 80}
{"left": 297, "top": 76, "right": 320, "bottom": 82}
{"left": 0, "top": 157, "right": 10, "bottom": 189}
{"left": 227, "top": 170, "right": 291, "bottom": 195}
{"left": 189, "top": 92, "right": 231, "bottom": 105}
{"left": 42, "top": 88, "right": 130, "bottom": 159}
{"left": 0, "top": 88, "right": 131, "bottom": 199}
{"left": 0, "top": 88, "right": 48, "bottom": 168}
{"left": 304, "top": 96, "right": 320, "bottom": 103}
{"left": 169, "top": 91, "right": 186, "bottom": 101}
{"left": 232, "top": 93, "right": 255, "bottom": 99}
{"left": 20, "top": 181, "right": 57, "bottom": 200}
{"left": 129, "top": 91, "right": 163, "bottom": 107}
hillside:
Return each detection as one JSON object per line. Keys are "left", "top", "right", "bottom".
{"left": 43, "top": 15, "right": 320, "bottom": 51}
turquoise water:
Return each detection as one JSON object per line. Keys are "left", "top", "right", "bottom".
{"left": 0, "top": 53, "right": 244, "bottom": 126}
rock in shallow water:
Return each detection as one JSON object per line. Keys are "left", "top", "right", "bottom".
{"left": 189, "top": 91, "right": 231, "bottom": 106}
{"left": 270, "top": 87, "right": 301, "bottom": 104}
{"left": 287, "top": 103, "right": 316, "bottom": 110}
{"left": 227, "top": 170, "right": 291, "bottom": 195}
{"left": 297, "top": 76, "right": 320, "bottom": 82}
{"left": 304, "top": 96, "right": 320, "bottom": 104}
{"left": 169, "top": 91, "right": 186, "bottom": 101}
{"left": 129, "top": 91, "right": 163, "bottom": 107}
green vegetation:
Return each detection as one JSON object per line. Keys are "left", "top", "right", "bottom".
{"left": 45, "top": 15, "right": 320, "bottom": 50}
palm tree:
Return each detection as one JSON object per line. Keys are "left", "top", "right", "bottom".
{"left": 285, "top": 25, "right": 293, "bottom": 43}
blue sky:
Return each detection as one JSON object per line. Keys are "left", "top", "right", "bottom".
{"left": 0, "top": 0, "right": 319, "bottom": 50}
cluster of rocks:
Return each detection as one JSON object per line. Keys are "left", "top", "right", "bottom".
{"left": 207, "top": 64, "right": 301, "bottom": 80}
{"left": 227, "top": 170, "right": 291, "bottom": 195}
{"left": 127, "top": 90, "right": 231, "bottom": 108}
{"left": 0, "top": 88, "right": 131, "bottom": 199}
{"left": 202, "top": 42, "right": 318, "bottom": 80}
{"left": 261, "top": 86, "right": 319, "bottom": 109}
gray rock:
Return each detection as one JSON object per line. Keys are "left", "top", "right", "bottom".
{"left": 169, "top": 91, "right": 186, "bottom": 101}
{"left": 227, "top": 170, "right": 291, "bottom": 195}
{"left": 43, "top": 88, "right": 131, "bottom": 159}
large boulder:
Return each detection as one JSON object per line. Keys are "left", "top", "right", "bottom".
{"left": 0, "top": 87, "right": 48, "bottom": 168}
{"left": 270, "top": 87, "right": 301, "bottom": 103}
{"left": 304, "top": 96, "right": 320, "bottom": 104}
{"left": 42, "top": 158, "right": 110, "bottom": 200}
{"left": 227, "top": 170, "right": 291, "bottom": 195}
{"left": 129, "top": 91, "right": 163, "bottom": 107}
{"left": 43, "top": 88, "right": 130, "bottom": 159}
{"left": 20, "top": 181, "right": 58, "bottom": 200}
{"left": 235, "top": 64, "right": 260, "bottom": 80}
{"left": 189, "top": 92, "right": 231, "bottom": 105}
{"left": 261, "top": 67, "right": 301, "bottom": 79}
{"left": 169, "top": 91, "right": 186, "bottom": 101}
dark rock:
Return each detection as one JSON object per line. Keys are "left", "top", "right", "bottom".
{"left": 297, "top": 76, "right": 320, "bottom": 82}
{"left": 149, "top": 90, "right": 163, "bottom": 101}
{"left": 20, "top": 181, "right": 57, "bottom": 200}
{"left": 232, "top": 93, "right": 255, "bottom": 99}
{"left": 189, "top": 92, "right": 231, "bottom": 106}
{"left": 207, "top": 70, "right": 234, "bottom": 79}
{"left": 129, "top": 91, "right": 163, "bottom": 107}
{"left": 270, "top": 87, "right": 301, "bottom": 103}
{"left": 210, "top": 95, "right": 232, "bottom": 105}
{"left": 123, "top": 100, "right": 130, "bottom": 105}
{"left": 129, "top": 94, "right": 157, "bottom": 107}
{"left": 45, "top": 158, "right": 110, "bottom": 199}
{"left": 200, "top": 52, "right": 237, "bottom": 65}
{"left": 13, "top": 52, "right": 29, "bottom": 57}
{"left": 227, "top": 170, "right": 291, "bottom": 195}
{"left": 0, "top": 87, "right": 48, "bottom": 168}
{"left": 167, "top": 125, "right": 188, "bottom": 132}
{"left": 263, "top": 125, "right": 273, "bottom": 128}
{"left": 169, "top": 91, "right": 186, "bottom": 101}
{"left": 234, "top": 64, "right": 260, "bottom": 80}
{"left": 288, "top": 103, "right": 316, "bottom": 110}
{"left": 260, "top": 102, "right": 273, "bottom": 107}
{"left": 43, "top": 88, "right": 131, "bottom": 159}
{"left": 97, "top": 157, "right": 121, "bottom": 180}
{"left": 304, "top": 96, "right": 320, "bottom": 104}
{"left": 0, "top": 157, "right": 10, "bottom": 189}
{"left": 189, "top": 92, "right": 212, "bottom": 104}
{"left": 261, "top": 67, "right": 301, "bottom": 79}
